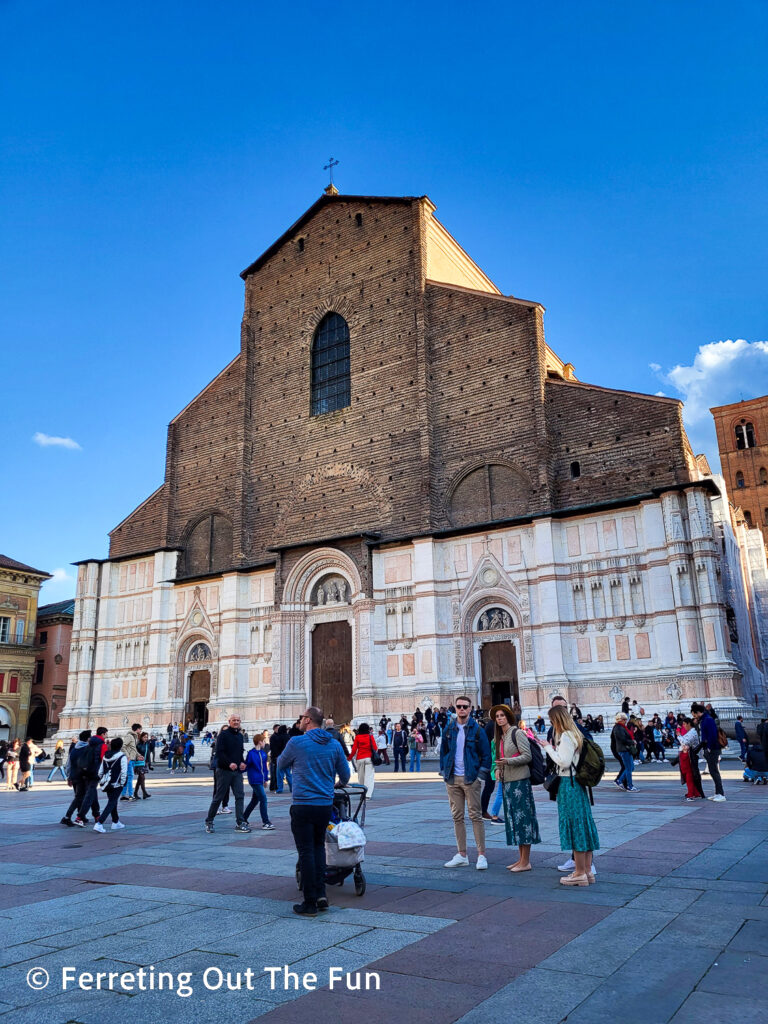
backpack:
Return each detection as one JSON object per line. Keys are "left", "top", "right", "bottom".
{"left": 515, "top": 729, "right": 546, "bottom": 785}
{"left": 574, "top": 736, "right": 605, "bottom": 790}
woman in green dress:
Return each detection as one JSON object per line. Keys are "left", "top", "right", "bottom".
{"left": 491, "top": 704, "right": 541, "bottom": 873}
{"left": 536, "top": 704, "right": 600, "bottom": 886}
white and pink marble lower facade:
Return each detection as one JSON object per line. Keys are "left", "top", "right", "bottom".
{"left": 58, "top": 482, "right": 768, "bottom": 738}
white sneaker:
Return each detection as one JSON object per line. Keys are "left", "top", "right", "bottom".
{"left": 112, "top": 821, "right": 126, "bottom": 830}
{"left": 711, "top": 794, "right": 726, "bottom": 802}
{"left": 218, "top": 807, "right": 233, "bottom": 815}
{"left": 444, "top": 853, "right": 470, "bottom": 868}
{"left": 558, "top": 858, "right": 576, "bottom": 872}
{"left": 93, "top": 822, "right": 106, "bottom": 833}
{"left": 476, "top": 855, "right": 488, "bottom": 871}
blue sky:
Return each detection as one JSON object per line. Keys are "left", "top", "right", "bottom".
{"left": 2, "top": 0, "right": 767, "bottom": 602}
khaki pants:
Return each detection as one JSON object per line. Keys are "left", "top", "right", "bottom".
{"left": 356, "top": 757, "right": 375, "bottom": 799}
{"left": 446, "top": 775, "right": 485, "bottom": 852}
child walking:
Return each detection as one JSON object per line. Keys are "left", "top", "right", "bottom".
{"left": 244, "top": 736, "right": 274, "bottom": 830}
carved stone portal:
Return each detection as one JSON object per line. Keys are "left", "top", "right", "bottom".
{"left": 311, "top": 574, "right": 349, "bottom": 607}
{"left": 187, "top": 642, "right": 212, "bottom": 662}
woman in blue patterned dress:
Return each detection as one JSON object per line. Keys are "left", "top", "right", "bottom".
{"left": 491, "top": 705, "right": 541, "bottom": 873}
{"left": 536, "top": 705, "right": 600, "bottom": 887}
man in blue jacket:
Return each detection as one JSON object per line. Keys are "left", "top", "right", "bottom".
{"left": 439, "top": 696, "right": 491, "bottom": 870}
{"left": 278, "top": 706, "right": 350, "bottom": 917}
{"left": 692, "top": 702, "right": 725, "bottom": 801}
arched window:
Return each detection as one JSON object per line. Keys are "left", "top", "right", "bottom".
{"left": 760, "top": 467, "right": 767, "bottom": 485}
{"left": 736, "top": 472, "right": 745, "bottom": 489}
{"left": 311, "top": 313, "right": 350, "bottom": 416}
{"left": 735, "top": 422, "right": 757, "bottom": 449}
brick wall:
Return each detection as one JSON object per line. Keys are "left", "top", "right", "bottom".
{"left": 547, "top": 380, "right": 693, "bottom": 508}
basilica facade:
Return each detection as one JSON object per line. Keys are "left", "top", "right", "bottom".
{"left": 59, "top": 192, "right": 766, "bottom": 736}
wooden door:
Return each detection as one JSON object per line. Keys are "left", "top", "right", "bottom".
{"left": 480, "top": 641, "right": 518, "bottom": 710}
{"left": 312, "top": 621, "right": 353, "bottom": 724}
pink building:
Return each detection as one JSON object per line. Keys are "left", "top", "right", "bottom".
{"left": 31, "top": 599, "right": 74, "bottom": 738}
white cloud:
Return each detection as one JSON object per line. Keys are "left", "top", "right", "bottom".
{"left": 33, "top": 432, "right": 81, "bottom": 450}
{"left": 651, "top": 339, "right": 768, "bottom": 467}
{"left": 50, "top": 567, "right": 74, "bottom": 585}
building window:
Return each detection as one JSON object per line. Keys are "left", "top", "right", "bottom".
{"left": 355, "top": 212, "right": 363, "bottom": 227}
{"left": 736, "top": 472, "right": 745, "bottom": 488}
{"left": 0, "top": 617, "right": 9, "bottom": 643}
{"left": 39, "top": 630, "right": 48, "bottom": 645}
{"left": 760, "top": 468, "right": 768, "bottom": 485}
{"left": 735, "top": 422, "right": 756, "bottom": 449}
{"left": 0, "top": 672, "right": 4, "bottom": 691}
{"left": 570, "top": 460, "right": 581, "bottom": 479}
{"left": 311, "top": 312, "right": 351, "bottom": 416}
{"left": 297, "top": 237, "right": 305, "bottom": 252}
{"left": 35, "top": 660, "right": 44, "bottom": 684}
{"left": 764, "top": 507, "right": 768, "bottom": 525}
{"left": 15, "top": 620, "right": 24, "bottom": 644}
{"left": 745, "top": 510, "right": 753, "bottom": 527}
{"left": 9, "top": 675, "right": 18, "bottom": 693}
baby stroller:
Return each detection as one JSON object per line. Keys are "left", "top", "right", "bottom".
{"left": 296, "top": 783, "right": 368, "bottom": 897}
{"left": 743, "top": 744, "right": 768, "bottom": 785}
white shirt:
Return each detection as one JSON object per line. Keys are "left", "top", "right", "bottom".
{"left": 543, "top": 732, "right": 579, "bottom": 776}
{"left": 455, "top": 723, "right": 467, "bottom": 776}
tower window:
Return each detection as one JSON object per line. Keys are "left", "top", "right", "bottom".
{"left": 760, "top": 467, "right": 767, "bottom": 485}
{"left": 736, "top": 471, "right": 745, "bottom": 489}
{"left": 297, "top": 237, "right": 305, "bottom": 252}
{"left": 311, "top": 313, "right": 351, "bottom": 416}
{"left": 570, "top": 461, "right": 581, "bottom": 479}
{"left": 735, "top": 421, "right": 756, "bottom": 449}
{"left": 744, "top": 510, "right": 753, "bottom": 528}
{"left": 355, "top": 213, "right": 363, "bottom": 227}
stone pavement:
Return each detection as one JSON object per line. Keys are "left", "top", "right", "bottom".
{"left": 0, "top": 760, "right": 766, "bottom": 1024}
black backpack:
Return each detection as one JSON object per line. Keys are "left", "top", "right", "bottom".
{"left": 515, "top": 729, "right": 546, "bottom": 785}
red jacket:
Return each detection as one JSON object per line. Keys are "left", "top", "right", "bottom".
{"left": 349, "top": 734, "right": 377, "bottom": 762}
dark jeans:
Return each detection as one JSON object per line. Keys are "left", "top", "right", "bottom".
{"left": 98, "top": 787, "right": 122, "bottom": 824}
{"left": 738, "top": 738, "right": 748, "bottom": 759}
{"left": 481, "top": 773, "right": 495, "bottom": 815}
{"left": 616, "top": 751, "right": 634, "bottom": 788}
{"left": 393, "top": 749, "right": 406, "bottom": 771}
{"left": 290, "top": 804, "right": 333, "bottom": 905}
{"left": 66, "top": 779, "right": 100, "bottom": 820}
{"left": 244, "top": 784, "right": 270, "bottom": 824}
{"left": 704, "top": 749, "right": 724, "bottom": 796}
{"left": 206, "top": 769, "right": 244, "bottom": 824}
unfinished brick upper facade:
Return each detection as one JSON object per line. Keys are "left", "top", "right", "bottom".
{"left": 109, "top": 193, "right": 694, "bottom": 579}
{"left": 61, "top": 193, "right": 765, "bottom": 738}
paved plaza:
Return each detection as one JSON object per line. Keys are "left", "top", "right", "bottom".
{"left": 0, "top": 761, "right": 766, "bottom": 1024}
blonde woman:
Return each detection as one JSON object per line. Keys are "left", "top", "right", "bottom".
{"left": 535, "top": 705, "right": 600, "bottom": 886}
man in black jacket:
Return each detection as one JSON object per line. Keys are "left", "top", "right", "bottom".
{"left": 204, "top": 715, "right": 249, "bottom": 834}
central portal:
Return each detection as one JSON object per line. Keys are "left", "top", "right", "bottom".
{"left": 311, "top": 620, "right": 353, "bottom": 724}
{"left": 186, "top": 669, "right": 211, "bottom": 732}
{"left": 480, "top": 641, "right": 519, "bottom": 710}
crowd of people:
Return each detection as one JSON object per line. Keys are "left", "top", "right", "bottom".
{"left": 3, "top": 691, "right": 766, "bottom": 915}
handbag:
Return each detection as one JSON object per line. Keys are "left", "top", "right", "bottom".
{"left": 368, "top": 737, "right": 382, "bottom": 767}
{"left": 543, "top": 772, "right": 561, "bottom": 800}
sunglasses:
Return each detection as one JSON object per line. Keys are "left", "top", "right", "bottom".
{"left": 455, "top": 704, "right": 471, "bottom": 710}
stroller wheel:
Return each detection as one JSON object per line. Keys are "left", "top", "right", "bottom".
{"left": 295, "top": 862, "right": 302, "bottom": 890}
{"left": 353, "top": 864, "right": 366, "bottom": 897}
